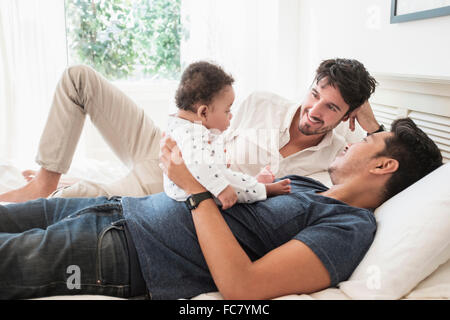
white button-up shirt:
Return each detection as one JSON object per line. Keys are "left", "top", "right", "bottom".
{"left": 221, "top": 91, "right": 365, "bottom": 186}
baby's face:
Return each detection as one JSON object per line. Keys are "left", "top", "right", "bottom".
{"left": 205, "top": 85, "right": 235, "bottom": 132}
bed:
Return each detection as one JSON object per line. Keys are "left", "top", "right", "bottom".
{"left": 1, "top": 73, "right": 449, "bottom": 300}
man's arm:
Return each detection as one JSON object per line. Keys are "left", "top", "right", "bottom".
{"left": 169, "top": 127, "right": 231, "bottom": 198}
{"left": 159, "top": 136, "right": 330, "bottom": 299}
{"left": 191, "top": 201, "right": 331, "bottom": 299}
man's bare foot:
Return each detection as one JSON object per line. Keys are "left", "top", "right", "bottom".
{"left": 22, "top": 169, "right": 79, "bottom": 188}
{"left": 0, "top": 168, "right": 61, "bottom": 203}
{"left": 22, "top": 169, "right": 37, "bottom": 182}
{"left": 265, "top": 179, "right": 291, "bottom": 197}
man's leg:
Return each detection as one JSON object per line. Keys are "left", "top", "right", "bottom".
{"left": 52, "top": 160, "right": 164, "bottom": 198}
{"left": 0, "top": 197, "right": 133, "bottom": 299}
{"left": 0, "top": 65, "right": 163, "bottom": 202}
{"left": 0, "top": 168, "right": 62, "bottom": 203}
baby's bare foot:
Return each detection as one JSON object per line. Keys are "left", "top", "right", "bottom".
{"left": 265, "top": 179, "right": 291, "bottom": 197}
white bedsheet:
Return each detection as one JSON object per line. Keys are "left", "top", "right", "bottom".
{"left": 1, "top": 161, "right": 448, "bottom": 300}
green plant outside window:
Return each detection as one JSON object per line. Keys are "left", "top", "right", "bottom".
{"left": 65, "top": 0, "right": 183, "bottom": 80}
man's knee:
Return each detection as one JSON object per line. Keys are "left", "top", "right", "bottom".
{"left": 66, "top": 64, "right": 97, "bottom": 82}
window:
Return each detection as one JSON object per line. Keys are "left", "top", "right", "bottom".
{"left": 64, "top": 0, "right": 183, "bottom": 81}
{"left": 64, "top": 0, "right": 183, "bottom": 164}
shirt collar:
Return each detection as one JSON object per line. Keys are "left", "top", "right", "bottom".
{"left": 281, "top": 103, "right": 302, "bottom": 134}
{"left": 167, "top": 114, "right": 197, "bottom": 126}
{"left": 308, "top": 130, "right": 335, "bottom": 150}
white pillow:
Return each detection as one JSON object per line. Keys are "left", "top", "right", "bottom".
{"left": 339, "top": 162, "right": 450, "bottom": 299}
{"left": 405, "top": 258, "right": 450, "bottom": 299}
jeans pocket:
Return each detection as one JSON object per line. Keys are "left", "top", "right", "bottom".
{"left": 96, "top": 219, "right": 127, "bottom": 285}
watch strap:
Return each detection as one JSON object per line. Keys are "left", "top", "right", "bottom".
{"left": 367, "top": 124, "right": 385, "bottom": 136}
{"left": 185, "top": 191, "right": 213, "bottom": 210}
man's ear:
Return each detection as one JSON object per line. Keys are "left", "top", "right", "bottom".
{"left": 370, "top": 158, "right": 399, "bottom": 175}
{"left": 197, "top": 105, "right": 208, "bottom": 120}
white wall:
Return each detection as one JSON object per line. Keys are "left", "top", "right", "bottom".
{"left": 297, "top": 0, "right": 450, "bottom": 94}
{"left": 181, "top": 0, "right": 301, "bottom": 104}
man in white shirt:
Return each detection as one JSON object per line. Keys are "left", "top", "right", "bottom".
{"left": 223, "top": 91, "right": 366, "bottom": 182}
{"left": 0, "top": 58, "right": 383, "bottom": 202}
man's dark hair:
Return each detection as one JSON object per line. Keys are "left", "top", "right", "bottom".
{"left": 377, "top": 118, "right": 443, "bottom": 202}
{"left": 175, "top": 61, "right": 234, "bottom": 112}
{"left": 315, "top": 58, "right": 378, "bottom": 114}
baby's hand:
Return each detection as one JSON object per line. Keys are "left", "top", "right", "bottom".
{"left": 217, "top": 185, "right": 238, "bottom": 210}
{"left": 256, "top": 165, "right": 275, "bottom": 184}
{"left": 265, "top": 179, "right": 291, "bottom": 197}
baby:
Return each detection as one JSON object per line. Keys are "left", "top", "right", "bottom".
{"left": 163, "top": 61, "right": 291, "bottom": 209}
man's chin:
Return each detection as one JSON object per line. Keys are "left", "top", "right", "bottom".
{"left": 299, "top": 126, "right": 321, "bottom": 136}
{"left": 327, "top": 166, "right": 338, "bottom": 185}
{"left": 298, "top": 123, "right": 331, "bottom": 136}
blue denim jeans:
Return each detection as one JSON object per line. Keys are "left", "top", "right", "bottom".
{"left": 0, "top": 196, "right": 140, "bottom": 299}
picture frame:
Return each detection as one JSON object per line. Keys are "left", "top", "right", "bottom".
{"left": 390, "top": 0, "right": 450, "bottom": 23}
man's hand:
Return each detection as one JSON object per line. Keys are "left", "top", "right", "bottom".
{"left": 217, "top": 185, "right": 238, "bottom": 210}
{"left": 346, "top": 100, "right": 380, "bottom": 134}
{"left": 159, "top": 133, "right": 206, "bottom": 194}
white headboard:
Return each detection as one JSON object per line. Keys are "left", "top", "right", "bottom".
{"left": 370, "top": 73, "right": 450, "bottom": 163}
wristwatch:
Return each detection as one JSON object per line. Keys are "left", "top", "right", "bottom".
{"left": 185, "top": 191, "right": 213, "bottom": 210}
{"left": 367, "top": 124, "right": 385, "bottom": 136}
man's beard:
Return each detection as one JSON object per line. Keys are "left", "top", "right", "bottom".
{"left": 298, "top": 122, "right": 334, "bottom": 136}
{"left": 298, "top": 109, "right": 346, "bottom": 136}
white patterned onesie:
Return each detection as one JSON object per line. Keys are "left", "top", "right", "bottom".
{"left": 163, "top": 115, "right": 267, "bottom": 204}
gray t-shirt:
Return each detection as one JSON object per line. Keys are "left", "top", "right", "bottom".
{"left": 122, "top": 175, "right": 376, "bottom": 299}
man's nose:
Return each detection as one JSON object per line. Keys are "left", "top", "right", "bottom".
{"left": 309, "top": 103, "right": 324, "bottom": 120}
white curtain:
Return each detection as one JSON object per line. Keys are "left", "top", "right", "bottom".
{"left": 181, "top": 0, "right": 302, "bottom": 107}
{"left": 0, "top": 0, "right": 302, "bottom": 172}
{"left": 0, "top": 0, "right": 67, "bottom": 169}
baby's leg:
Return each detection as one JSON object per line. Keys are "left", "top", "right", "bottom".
{"left": 265, "top": 178, "right": 291, "bottom": 197}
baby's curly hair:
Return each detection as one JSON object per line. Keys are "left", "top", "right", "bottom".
{"left": 376, "top": 118, "right": 443, "bottom": 202}
{"left": 175, "top": 61, "right": 234, "bottom": 112}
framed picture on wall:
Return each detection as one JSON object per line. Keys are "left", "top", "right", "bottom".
{"left": 391, "top": 0, "right": 450, "bottom": 23}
